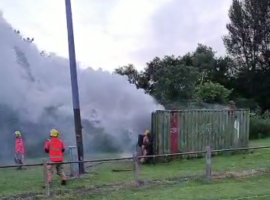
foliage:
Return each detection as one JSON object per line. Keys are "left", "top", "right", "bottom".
{"left": 223, "top": 0, "right": 270, "bottom": 113}
{"left": 114, "top": 64, "right": 141, "bottom": 88}
{"left": 113, "top": 0, "right": 270, "bottom": 115}
{"left": 145, "top": 56, "right": 199, "bottom": 104}
{"left": 249, "top": 116, "right": 270, "bottom": 139}
{"left": 195, "top": 82, "right": 232, "bottom": 104}
{"left": 115, "top": 50, "right": 233, "bottom": 108}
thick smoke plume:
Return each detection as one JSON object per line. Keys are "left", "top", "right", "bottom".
{"left": 0, "top": 13, "right": 163, "bottom": 161}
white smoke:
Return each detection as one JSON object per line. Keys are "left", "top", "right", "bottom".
{"left": 0, "top": 12, "right": 164, "bottom": 159}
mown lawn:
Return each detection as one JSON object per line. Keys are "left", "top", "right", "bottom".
{"left": 0, "top": 138, "right": 270, "bottom": 199}
{"left": 53, "top": 174, "right": 270, "bottom": 200}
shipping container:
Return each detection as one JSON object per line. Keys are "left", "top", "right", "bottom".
{"left": 151, "top": 109, "right": 250, "bottom": 155}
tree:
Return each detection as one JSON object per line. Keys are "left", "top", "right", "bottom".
{"left": 114, "top": 64, "right": 143, "bottom": 88}
{"left": 223, "top": 0, "right": 270, "bottom": 113}
{"left": 143, "top": 55, "right": 199, "bottom": 104}
{"left": 210, "top": 56, "right": 236, "bottom": 90}
{"left": 181, "top": 44, "right": 235, "bottom": 91}
{"left": 115, "top": 44, "right": 236, "bottom": 107}
{"left": 180, "top": 44, "right": 236, "bottom": 99}
{"left": 195, "top": 82, "right": 232, "bottom": 104}
{"left": 191, "top": 44, "right": 216, "bottom": 84}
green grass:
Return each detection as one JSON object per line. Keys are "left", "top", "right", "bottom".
{"left": 52, "top": 175, "right": 270, "bottom": 200}
{"left": 0, "top": 138, "right": 270, "bottom": 199}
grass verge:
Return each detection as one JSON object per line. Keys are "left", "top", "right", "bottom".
{"left": 0, "top": 138, "right": 269, "bottom": 199}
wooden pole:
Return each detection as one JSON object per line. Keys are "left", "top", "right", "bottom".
{"left": 132, "top": 153, "right": 139, "bottom": 185}
{"left": 205, "top": 146, "right": 212, "bottom": 180}
{"left": 43, "top": 159, "right": 50, "bottom": 196}
{"left": 65, "top": 0, "right": 85, "bottom": 175}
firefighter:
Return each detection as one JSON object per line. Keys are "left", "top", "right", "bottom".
{"left": 14, "top": 131, "right": 25, "bottom": 170}
{"left": 44, "top": 129, "right": 67, "bottom": 186}
{"left": 140, "top": 130, "right": 150, "bottom": 163}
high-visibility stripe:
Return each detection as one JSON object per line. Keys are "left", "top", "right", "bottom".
{"left": 50, "top": 155, "right": 63, "bottom": 158}
{"left": 50, "top": 147, "right": 62, "bottom": 151}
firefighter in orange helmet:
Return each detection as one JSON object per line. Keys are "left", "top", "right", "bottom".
{"left": 44, "top": 129, "right": 67, "bottom": 186}
{"left": 140, "top": 130, "right": 150, "bottom": 163}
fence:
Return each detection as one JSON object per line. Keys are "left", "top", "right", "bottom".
{"left": 151, "top": 109, "right": 250, "bottom": 155}
{"left": 0, "top": 145, "right": 269, "bottom": 198}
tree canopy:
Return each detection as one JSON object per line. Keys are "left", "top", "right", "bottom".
{"left": 115, "top": 0, "right": 270, "bottom": 113}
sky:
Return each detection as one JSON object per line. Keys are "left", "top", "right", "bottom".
{"left": 0, "top": 0, "right": 232, "bottom": 71}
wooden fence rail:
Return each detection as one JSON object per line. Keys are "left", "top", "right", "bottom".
{"left": 0, "top": 145, "right": 269, "bottom": 169}
{"left": 1, "top": 145, "right": 269, "bottom": 197}
{"left": 42, "top": 145, "right": 265, "bottom": 197}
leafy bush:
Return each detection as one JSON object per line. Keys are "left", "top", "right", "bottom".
{"left": 234, "top": 98, "right": 260, "bottom": 111}
{"left": 249, "top": 116, "right": 270, "bottom": 139}
{"left": 195, "top": 81, "right": 232, "bottom": 104}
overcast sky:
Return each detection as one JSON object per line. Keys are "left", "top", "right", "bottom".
{"left": 0, "top": 0, "right": 232, "bottom": 71}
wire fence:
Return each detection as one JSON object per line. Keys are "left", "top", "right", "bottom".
{"left": 0, "top": 145, "right": 270, "bottom": 199}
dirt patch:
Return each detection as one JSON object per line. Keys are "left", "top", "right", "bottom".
{"left": 212, "top": 168, "right": 270, "bottom": 179}
{"left": 0, "top": 192, "right": 42, "bottom": 200}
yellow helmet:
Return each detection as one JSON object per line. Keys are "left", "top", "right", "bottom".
{"left": 144, "top": 130, "right": 150, "bottom": 136}
{"left": 15, "top": 131, "right": 21, "bottom": 137}
{"left": 50, "top": 129, "right": 59, "bottom": 137}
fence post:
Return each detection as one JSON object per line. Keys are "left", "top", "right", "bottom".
{"left": 43, "top": 159, "right": 50, "bottom": 197}
{"left": 133, "top": 153, "right": 139, "bottom": 185}
{"left": 205, "top": 146, "right": 212, "bottom": 180}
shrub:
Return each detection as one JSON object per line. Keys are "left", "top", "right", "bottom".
{"left": 234, "top": 98, "right": 260, "bottom": 112}
{"left": 195, "top": 81, "right": 232, "bottom": 104}
{"left": 249, "top": 116, "right": 270, "bottom": 139}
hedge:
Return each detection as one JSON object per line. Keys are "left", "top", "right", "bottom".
{"left": 249, "top": 116, "right": 270, "bottom": 139}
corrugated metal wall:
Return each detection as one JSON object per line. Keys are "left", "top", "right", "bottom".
{"left": 152, "top": 109, "right": 250, "bottom": 155}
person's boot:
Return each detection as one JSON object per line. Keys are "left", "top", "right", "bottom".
{"left": 61, "top": 180, "right": 67, "bottom": 185}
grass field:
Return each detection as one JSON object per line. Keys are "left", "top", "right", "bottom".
{"left": 1, "top": 138, "right": 270, "bottom": 200}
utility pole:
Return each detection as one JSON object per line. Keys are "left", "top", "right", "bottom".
{"left": 64, "top": 0, "right": 84, "bottom": 174}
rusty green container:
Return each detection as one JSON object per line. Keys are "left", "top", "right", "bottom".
{"left": 151, "top": 109, "right": 250, "bottom": 155}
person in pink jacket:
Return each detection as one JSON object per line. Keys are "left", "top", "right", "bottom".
{"left": 14, "top": 131, "right": 25, "bottom": 170}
